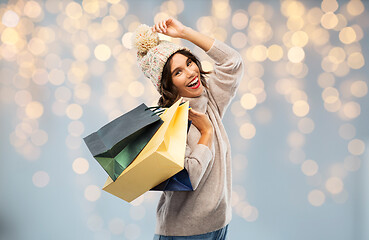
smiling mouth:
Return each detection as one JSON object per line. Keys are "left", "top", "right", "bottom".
{"left": 187, "top": 77, "right": 200, "bottom": 89}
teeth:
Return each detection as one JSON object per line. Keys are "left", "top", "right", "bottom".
{"left": 188, "top": 77, "right": 198, "bottom": 87}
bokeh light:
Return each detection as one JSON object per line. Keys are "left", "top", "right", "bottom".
{"left": 1, "top": 1, "right": 369, "bottom": 239}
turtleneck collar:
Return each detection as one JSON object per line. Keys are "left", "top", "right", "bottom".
{"left": 182, "top": 88, "right": 209, "bottom": 114}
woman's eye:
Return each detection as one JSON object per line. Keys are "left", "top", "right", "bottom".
{"left": 175, "top": 70, "right": 181, "bottom": 76}
{"left": 187, "top": 61, "right": 192, "bottom": 66}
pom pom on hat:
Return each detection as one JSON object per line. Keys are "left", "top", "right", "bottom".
{"left": 133, "top": 24, "right": 187, "bottom": 92}
{"left": 132, "top": 24, "right": 159, "bottom": 56}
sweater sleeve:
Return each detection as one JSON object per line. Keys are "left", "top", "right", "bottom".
{"left": 183, "top": 143, "right": 213, "bottom": 190}
{"left": 205, "top": 39, "right": 244, "bottom": 118}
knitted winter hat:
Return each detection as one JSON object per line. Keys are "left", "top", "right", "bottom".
{"left": 132, "top": 24, "right": 187, "bottom": 92}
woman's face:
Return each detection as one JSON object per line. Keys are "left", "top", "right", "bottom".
{"left": 170, "top": 53, "right": 203, "bottom": 98}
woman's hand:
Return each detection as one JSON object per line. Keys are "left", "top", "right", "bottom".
{"left": 152, "top": 17, "right": 185, "bottom": 38}
{"left": 189, "top": 108, "right": 213, "bottom": 148}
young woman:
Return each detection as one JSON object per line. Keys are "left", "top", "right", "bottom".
{"left": 133, "top": 17, "right": 244, "bottom": 240}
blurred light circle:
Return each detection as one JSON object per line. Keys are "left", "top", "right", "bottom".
{"left": 291, "top": 31, "right": 309, "bottom": 47}
{"left": 48, "top": 68, "right": 65, "bottom": 85}
{"left": 32, "top": 68, "right": 48, "bottom": 85}
{"left": 28, "top": 38, "right": 46, "bottom": 56}
{"left": 292, "top": 100, "right": 309, "bottom": 117}
{"left": 322, "top": 87, "right": 339, "bottom": 104}
{"left": 308, "top": 189, "right": 325, "bottom": 206}
{"left": 298, "top": 117, "right": 315, "bottom": 134}
{"left": 130, "top": 205, "right": 146, "bottom": 220}
{"left": 347, "top": 52, "right": 365, "bottom": 69}
{"left": 232, "top": 10, "right": 249, "bottom": 30}
{"left": 1, "top": 28, "right": 19, "bottom": 45}
{"left": 252, "top": 45, "right": 267, "bottom": 62}
{"left": 348, "top": 139, "right": 365, "bottom": 156}
{"left": 110, "top": 3, "right": 127, "bottom": 20}
{"left": 109, "top": 218, "right": 125, "bottom": 235}
{"left": 130, "top": 195, "right": 145, "bottom": 206}
{"left": 334, "top": 14, "right": 348, "bottom": 31}
{"left": 87, "top": 215, "right": 103, "bottom": 231}
{"left": 31, "top": 129, "right": 48, "bottom": 146}
{"left": 72, "top": 157, "right": 89, "bottom": 174}
{"left": 339, "top": 123, "right": 356, "bottom": 140}
{"left": 102, "top": 16, "right": 119, "bottom": 33}
{"left": 32, "top": 171, "right": 50, "bottom": 188}
{"left": 321, "top": 0, "right": 339, "bottom": 13}
{"left": 108, "top": 81, "right": 125, "bottom": 98}
{"left": 334, "top": 62, "right": 350, "bottom": 78}
{"left": 197, "top": 16, "right": 216, "bottom": 33}
{"left": 344, "top": 155, "right": 361, "bottom": 171}
{"left": 254, "top": 106, "right": 272, "bottom": 125}
{"left": 288, "top": 47, "right": 305, "bottom": 63}
{"left": 26, "top": 101, "right": 44, "bottom": 119}
{"left": 128, "top": 81, "right": 144, "bottom": 97}
{"left": 324, "top": 99, "right": 341, "bottom": 112}
{"left": 66, "top": 134, "right": 82, "bottom": 150}
{"left": 94, "top": 44, "right": 111, "bottom": 62}
{"left": 321, "top": 12, "right": 338, "bottom": 29}
{"left": 124, "top": 223, "right": 141, "bottom": 240}
{"left": 287, "top": 16, "right": 305, "bottom": 31}
{"left": 74, "top": 83, "right": 91, "bottom": 101}
{"left": 55, "top": 86, "right": 72, "bottom": 103}
{"left": 243, "top": 206, "right": 259, "bottom": 222}
{"left": 84, "top": 185, "right": 101, "bottom": 202}
{"left": 65, "top": 1, "right": 83, "bottom": 19}
{"left": 351, "top": 24, "right": 364, "bottom": 41}
{"left": 15, "top": 90, "right": 32, "bottom": 107}
{"left": 66, "top": 103, "right": 83, "bottom": 120}
{"left": 342, "top": 101, "right": 360, "bottom": 119}
{"left": 350, "top": 80, "right": 367, "bottom": 98}
{"left": 24, "top": 1, "right": 43, "bottom": 19}
{"left": 307, "top": 7, "right": 323, "bottom": 25}
{"left": 122, "top": 32, "right": 133, "bottom": 49}
{"left": 201, "top": 60, "right": 213, "bottom": 72}
{"left": 325, "top": 177, "right": 343, "bottom": 194}
{"left": 339, "top": 27, "right": 356, "bottom": 44}
{"left": 231, "top": 32, "right": 247, "bottom": 49}
{"left": 267, "top": 44, "right": 283, "bottom": 61}
{"left": 2, "top": 10, "right": 20, "bottom": 27}
{"left": 68, "top": 120, "right": 85, "bottom": 136}
{"left": 289, "top": 148, "right": 305, "bottom": 164}
{"left": 240, "top": 93, "right": 257, "bottom": 110}
{"left": 240, "top": 123, "right": 256, "bottom": 139}
{"left": 321, "top": 56, "right": 338, "bottom": 72}
{"left": 287, "top": 131, "right": 305, "bottom": 148}
{"left": 328, "top": 47, "right": 346, "bottom": 64}
{"left": 311, "top": 28, "right": 329, "bottom": 46}
{"left": 73, "top": 44, "right": 90, "bottom": 61}
{"left": 301, "top": 159, "right": 319, "bottom": 176}
{"left": 317, "top": 72, "right": 335, "bottom": 88}
{"left": 347, "top": 0, "right": 365, "bottom": 16}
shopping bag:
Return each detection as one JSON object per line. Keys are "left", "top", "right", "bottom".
{"left": 150, "top": 168, "right": 193, "bottom": 191}
{"left": 150, "top": 120, "right": 193, "bottom": 191}
{"left": 102, "top": 98, "right": 189, "bottom": 202}
{"left": 83, "top": 103, "right": 164, "bottom": 181}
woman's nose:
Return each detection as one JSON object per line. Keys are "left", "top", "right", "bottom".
{"left": 185, "top": 67, "right": 194, "bottom": 77}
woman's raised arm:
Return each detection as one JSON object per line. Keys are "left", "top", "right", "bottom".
{"left": 152, "top": 17, "right": 214, "bottom": 52}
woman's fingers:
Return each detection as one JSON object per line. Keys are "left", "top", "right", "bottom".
{"left": 158, "top": 21, "right": 164, "bottom": 33}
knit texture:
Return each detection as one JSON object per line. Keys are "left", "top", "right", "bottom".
{"left": 133, "top": 24, "right": 187, "bottom": 92}
{"left": 155, "top": 39, "right": 244, "bottom": 236}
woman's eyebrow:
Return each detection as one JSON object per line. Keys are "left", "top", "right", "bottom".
{"left": 171, "top": 66, "right": 181, "bottom": 75}
{"left": 171, "top": 58, "right": 190, "bottom": 75}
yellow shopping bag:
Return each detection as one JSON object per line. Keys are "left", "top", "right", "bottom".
{"left": 102, "top": 98, "right": 189, "bottom": 202}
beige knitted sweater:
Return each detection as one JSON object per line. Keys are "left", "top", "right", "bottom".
{"left": 155, "top": 39, "right": 244, "bottom": 236}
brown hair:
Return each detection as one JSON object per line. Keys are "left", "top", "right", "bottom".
{"left": 158, "top": 49, "right": 211, "bottom": 107}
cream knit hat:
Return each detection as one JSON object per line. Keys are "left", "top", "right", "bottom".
{"left": 132, "top": 24, "right": 187, "bottom": 92}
